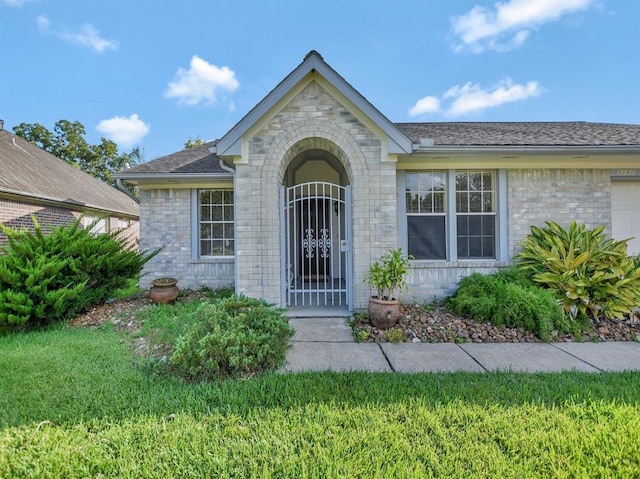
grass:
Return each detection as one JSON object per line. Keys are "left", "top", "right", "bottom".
{"left": 1, "top": 304, "right": 639, "bottom": 477}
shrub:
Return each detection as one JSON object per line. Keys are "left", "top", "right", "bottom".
{"left": 516, "top": 221, "right": 640, "bottom": 323}
{"left": 0, "top": 217, "right": 157, "bottom": 330}
{"left": 447, "top": 268, "right": 565, "bottom": 340}
{"left": 170, "top": 295, "right": 294, "bottom": 381}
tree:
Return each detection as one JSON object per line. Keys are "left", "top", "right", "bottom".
{"left": 13, "top": 120, "right": 141, "bottom": 187}
{"left": 184, "top": 136, "right": 205, "bottom": 149}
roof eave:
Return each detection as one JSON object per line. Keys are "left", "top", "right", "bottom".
{"left": 115, "top": 172, "right": 234, "bottom": 184}
{"left": 409, "top": 145, "right": 640, "bottom": 156}
{"left": 0, "top": 188, "right": 139, "bottom": 218}
{"left": 216, "top": 51, "right": 413, "bottom": 157}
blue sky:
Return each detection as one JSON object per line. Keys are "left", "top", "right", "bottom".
{"left": 1, "top": 0, "right": 639, "bottom": 161}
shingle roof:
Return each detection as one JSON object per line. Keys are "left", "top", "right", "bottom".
{"left": 118, "top": 122, "right": 640, "bottom": 177}
{"left": 396, "top": 122, "right": 640, "bottom": 146}
{"left": 0, "top": 130, "right": 139, "bottom": 217}
{"left": 120, "top": 140, "right": 227, "bottom": 175}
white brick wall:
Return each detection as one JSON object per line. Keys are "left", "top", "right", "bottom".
{"left": 138, "top": 188, "right": 234, "bottom": 291}
{"left": 234, "top": 81, "right": 396, "bottom": 308}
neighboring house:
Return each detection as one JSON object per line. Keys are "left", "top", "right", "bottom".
{"left": 117, "top": 51, "right": 640, "bottom": 313}
{"left": 0, "top": 126, "right": 140, "bottom": 246}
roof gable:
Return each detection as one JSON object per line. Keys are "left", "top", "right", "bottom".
{"left": 215, "top": 51, "right": 413, "bottom": 157}
{"left": 0, "top": 130, "right": 139, "bottom": 217}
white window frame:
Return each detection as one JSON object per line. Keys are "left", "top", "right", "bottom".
{"left": 398, "top": 169, "right": 508, "bottom": 262}
{"left": 192, "top": 188, "right": 235, "bottom": 259}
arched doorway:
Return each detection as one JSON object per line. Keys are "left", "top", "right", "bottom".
{"left": 280, "top": 150, "right": 352, "bottom": 311}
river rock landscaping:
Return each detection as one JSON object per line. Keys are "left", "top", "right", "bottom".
{"left": 351, "top": 303, "right": 640, "bottom": 344}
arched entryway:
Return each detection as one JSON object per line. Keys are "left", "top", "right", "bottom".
{"left": 280, "top": 149, "right": 352, "bottom": 311}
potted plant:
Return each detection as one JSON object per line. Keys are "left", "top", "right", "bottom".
{"left": 363, "top": 248, "right": 412, "bottom": 329}
{"left": 149, "top": 277, "right": 179, "bottom": 304}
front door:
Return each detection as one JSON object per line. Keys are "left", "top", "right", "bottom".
{"left": 299, "top": 198, "right": 331, "bottom": 279}
{"left": 281, "top": 182, "right": 352, "bottom": 309}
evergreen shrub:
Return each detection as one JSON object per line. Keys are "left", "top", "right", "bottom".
{"left": 0, "top": 217, "right": 157, "bottom": 330}
{"left": 170, "top": 295, "right": 294, "bottom": 381}
{"left": 446, "top": 268, "right": 565, "bottom": 340}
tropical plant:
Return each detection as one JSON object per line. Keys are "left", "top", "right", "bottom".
{"left": 363, "top": 248, "right": 413, "bottom": 300}
{"left": 516, "top": 221, "right": 640, "bottom": 323}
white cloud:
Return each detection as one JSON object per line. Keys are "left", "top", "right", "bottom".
{"left": 96, "top": 114, "right": 150, "bottom": 148}
{"left": 408, "top": 96, "right": 440, "bottom": 117}
{"left": 409, "top": 77, "right": 543, "bottom": 118}
{"left": 445, "top": 78, "right": 542, "bottom": 116}
{"left": 451, "top": 0, "right": 594, "bottom": 52}
{"left": 165, "top": 55, "right": 239, "bottom": 106}
{"left": 36, "top": 15, "right": 118, "bottom": 52}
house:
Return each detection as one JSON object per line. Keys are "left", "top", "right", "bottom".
{"left": 117, "top": 51, "right": 640, "bottom": 313}
{"left": 0, "top": 125, "right": 140, "bottom": 246}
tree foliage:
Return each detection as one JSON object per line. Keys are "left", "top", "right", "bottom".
{"left": 184, "top": 136, "right": 206, "bottom": 149}
{"left": 13, "top": 119, "right": 141, "bottom": 186}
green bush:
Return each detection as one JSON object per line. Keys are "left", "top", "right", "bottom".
{"left": 0, "top": 217, "right": 157, "bottom": 330}
{"left": 170, "top": 295, "right": 294, "bottom": 381}
{"left": 447, "top": 268, "right": 565, "bottom": 340}
{"left": 516, "top": 221, "right": 640, "bottom": 322}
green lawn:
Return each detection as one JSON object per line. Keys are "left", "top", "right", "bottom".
{"left": 1, "top": 324, "right": 639, "bottom": 478}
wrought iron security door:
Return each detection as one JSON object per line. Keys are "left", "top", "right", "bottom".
{"left": 280, "top": 182, "right": 352, "bottom": 309}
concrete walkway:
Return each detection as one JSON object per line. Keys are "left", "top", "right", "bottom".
{"left": 281, "top": 317, "right": 640, "bottom": 373}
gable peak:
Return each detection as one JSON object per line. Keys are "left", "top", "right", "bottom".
{"left": 304, "top": 50, "right": 323, "bottom": 61}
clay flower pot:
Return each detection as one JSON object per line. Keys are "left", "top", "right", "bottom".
{"left": 368, "top": 296, "right": 400, "bottom": 330}
{"left": 149, "top": 277, "right": 179, "bottom": 304}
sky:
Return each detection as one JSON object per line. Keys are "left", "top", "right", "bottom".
{"left": 1, "top": 0, "right": 639, "bottom": 162}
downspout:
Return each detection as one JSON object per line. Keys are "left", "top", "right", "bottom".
{"left": 116, "top": 178, "right": 139, "bottom": 203}
{"left": 216, "top": 156, "right": 238, "bottom": 294}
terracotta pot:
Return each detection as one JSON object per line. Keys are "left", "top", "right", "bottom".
{"left": 149, "top": 278, "right": 179, "bottom": 304}
{"left": 367, "top": 296, "right": 400, "bottom": 330}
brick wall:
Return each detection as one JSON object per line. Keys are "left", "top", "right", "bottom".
{"left": 507, "top": 169, "right": 611, "bottom": 257}
{"left": 234, "top": 80, "right": 397, "bottom": 308}
{"left": 138, "top": 188, "right": 234, "bottom": 291}
{"left": 0, "top": 197, "right": 80, "bottom": 245}
{"left": 0, "top": 197, "right": 140, "bottom": 250}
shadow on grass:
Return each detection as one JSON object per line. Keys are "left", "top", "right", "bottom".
{"left": 1, "top": 325, "right": 639, "bottom": 429}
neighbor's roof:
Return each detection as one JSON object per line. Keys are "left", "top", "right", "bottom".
{"left": 0, "top": 130, "right": 139, "bottom": 217}
{"left": 397, "top": 122, "right": 640, "bottom": 146}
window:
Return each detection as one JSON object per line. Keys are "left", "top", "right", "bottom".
{"left": 83, "top": 215, "right": 107, "bottom": 235}
{"left": 404, "top": 170, "right": 498, "bottom": 261}
{"left": 456, "top": 171, "right": 495, "bottom": 259}
{"left": 199, "top": 189, "right": 234, "bottom": 256}
{"left": 406, "top": 171, "right": 447, "bottom": 259}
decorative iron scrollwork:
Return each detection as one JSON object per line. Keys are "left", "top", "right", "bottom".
{"left": 317, "top": 228, "right": 331, "bottom": 258}
{"left": 302, "top": 228, "right": 332, "bottom": 259}
{"left": 302, "top": 228, "right": 316, "bottom": 258}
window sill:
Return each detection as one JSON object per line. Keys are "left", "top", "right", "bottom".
{"left": 411, "top": 259, "right": 510, "bottom": 268}
{"left": 191, "top": 257, "right": 235, "bottom": 264}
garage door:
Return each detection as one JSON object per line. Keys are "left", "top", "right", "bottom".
{"left": 611, "top": 182, "right": 640, "bottom": 255}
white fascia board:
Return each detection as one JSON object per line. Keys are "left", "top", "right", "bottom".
{"left": 216, "top": 53, "right": 413, "bottom": 156}
{"left": 115, "top": 173, "right": 233, "bottom": 184}
{"left": 409, "top": 145, "right": 640, "bottom": 156}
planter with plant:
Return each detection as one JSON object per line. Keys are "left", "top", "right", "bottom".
{"left": 363, "top": 248, "right": 412, "bottom": 329}
{"left": 149, "top": 277, "right": 179, "bottom": 304}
